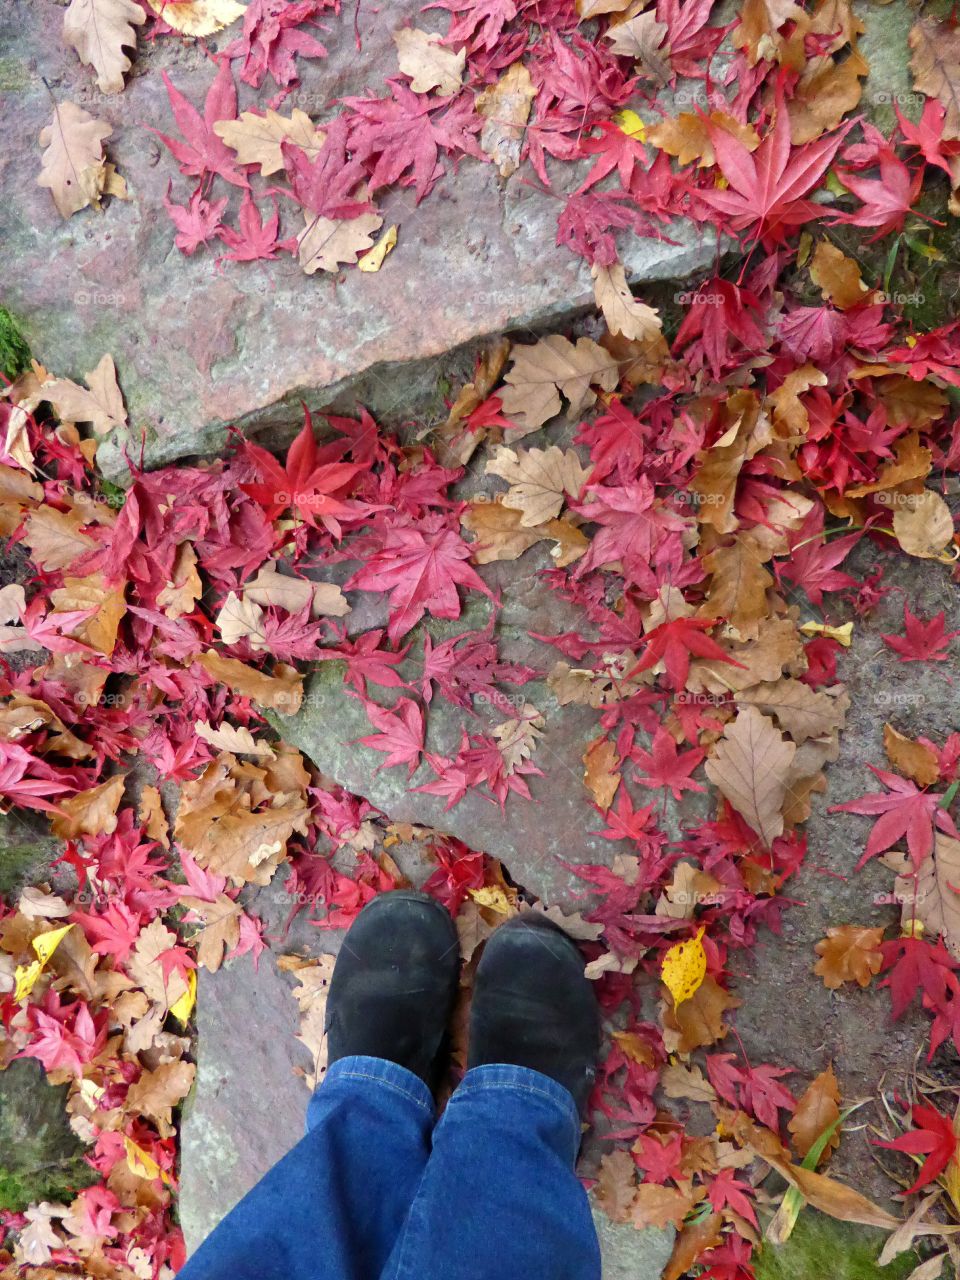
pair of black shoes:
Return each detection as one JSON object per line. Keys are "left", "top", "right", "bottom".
{"left": 325, "top": 891, "right": 600, "bottom": 1113}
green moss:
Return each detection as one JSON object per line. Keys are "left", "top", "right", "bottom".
{"left": 0, "top": 307, "right": 30, "bottom": 382}
{"left": 0, "top": 1061, "right": 98, "bottom": 1213}
{"left": 754, "top": 1213, "right": 922, "bottom": 1280}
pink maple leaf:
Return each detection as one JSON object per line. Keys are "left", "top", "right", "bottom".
{"left": 776, "top": 506, "right": 860, "bottom": 606}
{"left": 163, "top": 184, "right": 228, "bottom": 256}
{"left": 706, "top": 1053, "right": 795, "bottom": 1130}
{"left": 154, "top": 59, "right": 248, "bottom": 189}
{"left": 73, "top": 900, "right": 143, "bottom": 961}
{"left": 21, "top": 995, "right": 107, "bottom": 1078}
{"left": 832, "top": 147, "right": 926, "bottom": 241}
{"left": 342, "top": 80, "right": 484, "bottom": 204}
{"left": 224, "top": 0, "right": 331, "bottom": 89}
{"left": 345, "top": 515, "right": 495, "bottom": 643}
{"left": 217, "top": 194, "right": 282, "bottom": 263}
{"left": 357, "top": 698, "right": 425, "bottom": 775}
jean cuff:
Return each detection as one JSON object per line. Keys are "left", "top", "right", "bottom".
{"left": 457, "top": 1063, "right": 581, "bottom": 1142}
{"left": 321, "top": 1055, "right": 436, "bottom": 1116}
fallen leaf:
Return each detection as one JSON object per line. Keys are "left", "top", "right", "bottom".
{"left": 705, "top": 706, "right": 797, "bottom": 847}
{"left": 37, "top": 102, "right": 112, "bottom": 218}
{"left": 50, "top": 774, "right": 126, "bottom": 839}
{"left": 788, "top": 1065, "right": 841, "bottom": 1165}
{"left": 21, "top": 505, "right": 95, "bottom": 571}
{"left": 63, "top": 0, "right": 145, "bottom": 94}
{"left": 883, "top": 723, "right": 940, "bottom": 787}
{"left": 297, "top": 211, "right": 384, "bottom": 275}
{"left": 50, "top": 572, "right": 127, "bottom": 655}
{"left": 145, "top": 0, "right": 245, "bottom": 37}
{"left": 214, "top": 108, "right": 325, "bottom": 175}
{"left": 891, "top": 834, "right": 960, "bottom": 960}
{"left": 592, "top": 263, "right": 666, "bottom": 344}
{"left": 648, "top": 111, "right": 760, "bottom": 167}
{"left": 126, "top": 1061, "right": 195, "bottom": 1135}
{"left": 604, "top": 10, "right": 670, "bottom": 83}
{"left": 698, "top": 535, "right": 774, "bottom": 639}
{"left": 196, "top": 650, "right": 303, "bottom": 714}
{"left": 583, "top": 734, "right": 620, "bottom": 810}
{"left": 476, "top": 62, "right": 536, "bottom": 176}
{"left": 809, "top": 240, "right": 870, "bottom": 310}
{"left": 41, "top": 355, "right": 128, "bottom": 436}
{"left": 593, "top": 1149, "right": 637, "bottom": 1222}
{"left": 485, "top": 444, "right": 590, "bottom": 526}
{"left": 813, "top": 924, "right": 884, "bottom": 989}
{"left": 662, "top": 975, "right": 740, "bottom": 1053}
{"left": 499, "top": 335, "right": 620, "bottom": 434}
{"left": 157, "top": 542, "right": 203, "bottom": 620}
{"left": 358, "top": 224, "right": 398, "bottom": 272}
{"left": 243, "top": 564, "right": 350, "bottom": 618}
{"left": 909, "top": 18, "right": 960, "bottom": 140}
{"left": 737, "top": 680, "right": 849, "bottom": 744}
{"left": 893, "top": 490, "right": 955, "bottom": 560}
{"left": 661, "top": 926, "right": 707, "bottom": 1006}
{"left": 461, "top": 497, "right": 588, "bottom": 566}
{"left": 394, "top": 27, "right": 465, "bottom": 96}
{"left": 756, "top": 1151, "right": 900, "bottom": 1228}
{"left": 194, "top": 719, "right": 276, "bottom": 758}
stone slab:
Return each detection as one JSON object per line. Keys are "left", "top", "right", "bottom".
{"left": 1, "top": 0, "right": 718, "bottom": 480}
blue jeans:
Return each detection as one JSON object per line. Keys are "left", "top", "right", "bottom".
{"left": 179, "top": 1055, "right": 601, "bottom": 1280}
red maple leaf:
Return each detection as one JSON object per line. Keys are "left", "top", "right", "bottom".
{"left": 223, "top": 0, "right": 330, "bottom": 89}
{"left": 874, "top": 1101, "right": 959, "bottom": 1193}
{"left": 572, "top": 477, "right": 688, "bottom": 588}
{"left": 829, "top": 765, "right": 955, "bottom": 870}
{"left": 775, "top": 506, "right": 860, "bottom": 607}
{"left": 656, "top": 0, "right": 725, "bottom": 77}
{"left": 20, "top": 993, "right": 108, "bottom": 1078}
{"left": 697, "top": 1237, "right": 755, "bottom": 1280}
{"left": 897, "top": 100, "right": 960, "bottom": 179}
{"left": 594, "top": 783, "right": 658, "bottom": 844}
{"left": 882, "top": 603, "right": 960, "bottom": 662}
{"left": 632, "top": 1131, "right": 685, "bottom": 1183}
{"left": 73, "top": 901, "right": 143, "bottom": 961}
{"left": 706, "top": 1053, "right": 796, "bottom": 1130}
{"left": 697, "top": 99, "right": 851, "bottom": 247}
{"left": 707, "top": 1168, "right": 759, "bottom": 1229}
{"left": 632, "top": 725, "right": 705, "bottom": 800}
{"left": 240, "top": 413, "right": 365, "bottom": 537}
{"left": 154, "top": 59, "right": 248, "bottom": 189}
{"left": 672, "top": 277, "right": 767, "bottom": 381}
{"left": 357, "top": 698, "right": 425, "bottom": 775}
{"left": 345, "top": 515, "right": 495, "bottom": 643}
{"left": 630, "top": 618, "right": 742, "bottom": 692}
{"left": 576, "top": 120, "right": 651, "bottom": 193}
{"left": 832, "top": 147, "right": 926, "bottom": 241}
{"left": 880, "top": 934, "right": 958, "bottom": 1019}
{"left": 343, "top": 81, "right": 484, "bottom": 203}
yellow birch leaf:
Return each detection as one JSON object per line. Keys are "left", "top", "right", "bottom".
{"left": 661, "top": 925, "right": 707, "bottom": 1007}
{"left": 170, "top": 968, "right": 197, "bottom": 1025}
{"left": 358, "top": 224, "right": 398, "bottom": 272}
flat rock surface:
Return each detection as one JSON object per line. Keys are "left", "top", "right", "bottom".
{"left": 1, "top": 0, "right": 716, "bottom": 478}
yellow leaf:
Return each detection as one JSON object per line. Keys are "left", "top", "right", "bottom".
{"left": 170, "top": 968, "right": 197, "bottom": 1025}
{"left": 124, "top": 1135, "right": 172, "bottom": 1184}
{"left": 614, "top": 108, "right": 646, "bottom": 139}
{"left": 661, "top": 926, "right": 707, "bottom": 1007}
{"left": 14, "top": 959, "right": 43, "bottom": 1002}
{"left": 799, "top": 620, "right": 853, "bottom": 646}
{"left": 358, "top": 224, "right": 398, "bottom": 272}
{"left": 469, "top": 886, "right": 513, "bottom": 915}
{"left": 32, "top": 923, "right": 74, "bottom": 965}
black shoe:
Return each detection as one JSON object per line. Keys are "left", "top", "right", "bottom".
{"left": 325, "top": 890, "right": 461, "bottom": 1084}
{"left": 468, "top": 914, "right": 600, "bottom": 1114}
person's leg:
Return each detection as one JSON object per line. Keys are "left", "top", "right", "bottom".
{"left": 179, "top": 891, "right": 461, "bottom": 1280}
{"left": 178, "top": 1055, "right": 435, "bottom": 1280}
{"left": 382, "top": 916, "right": 602, "bottom": 1280}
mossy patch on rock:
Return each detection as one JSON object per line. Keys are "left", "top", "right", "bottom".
{"left": 754, "top": 1213, "right": 923, "bottom": 1280}
{"left": 0, "top": 306, "right": 30, "bottom": 382}
{"left": 0, "top": 811, "right": 59, "bottom": 900}
{"left": 0, "top": 1061, "right": 97, "bottom": 1213}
